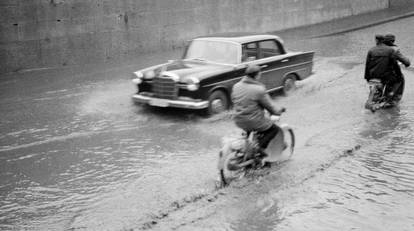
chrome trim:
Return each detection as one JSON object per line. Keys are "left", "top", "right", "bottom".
{"left": 161, "top": 71, "right": 180, "bottom": 82}
{"left": 182, "top": 59, "right": 237, "bottom": 67}
{"left": 239, "top": 51, "right": 313, "bottom": 66}
{"left": 132, "top": 94, "right": 209, "bottom": 109}
{"left": 203, "top": 76, "right": 243, "bottom": 88}
{"left": 261, "top": 61, "right": 313, "bottom": 74}
{"left": 193, "top": 35, "right": 283, "bottom": 45}
{"left": 192, "top": 37, "right": 242, "bottom": 46}
{"left": 240, "top": 53, "right": 291, "bottom": 65}
{"left": 152, "top": 75, "right": 178, "bottom": 99}
{"left": 203, "top": 61, "right": 313, "bottom": 88}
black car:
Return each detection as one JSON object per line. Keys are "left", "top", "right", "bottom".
{"left": 132, "top": 33, "right": 314, "bottom": 114}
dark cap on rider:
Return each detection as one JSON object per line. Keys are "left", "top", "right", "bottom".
{"left": 375, "top": 34, "right": 384, "bottom": 40}
{"left": 374, "top": 34, "right": 385, "bottom": 45}
{"left": 245, "top": 64, "right": 261, "bottom": 78}
{"left": 384, "top": 33, "right": 396, "bottom": 46}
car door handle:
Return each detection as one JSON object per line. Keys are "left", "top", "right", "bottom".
{"left": 281, "top": 59, "right": 289, "bottom": 63}
{"left": 260, "top": 64, "right": 268, "bottom": 68}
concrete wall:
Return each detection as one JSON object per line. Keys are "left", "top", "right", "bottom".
{"left": 0, "top": 0, "right": 389, "bottom": 74}
{"left": 389, "top": 0, "right": 412, "bottom": 7}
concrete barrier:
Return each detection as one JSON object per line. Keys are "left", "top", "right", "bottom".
{"left": 390, "top": 0, "right": 412, "bottom": 7}
{"left": 0, "top": 0, "right": 390, "bottom": 74}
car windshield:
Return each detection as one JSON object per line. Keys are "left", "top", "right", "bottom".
{"left": 184, "top": 40, "right": 239, "bottom": 64}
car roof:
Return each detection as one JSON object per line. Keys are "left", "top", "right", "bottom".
{"left": 193, "top": 32, "right": 282, "bottom": 44}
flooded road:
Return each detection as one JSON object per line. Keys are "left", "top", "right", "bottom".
{"left": 1, "top": 17, "right": 414, "bottom": 230}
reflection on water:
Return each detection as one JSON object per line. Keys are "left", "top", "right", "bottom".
{"left": 0, "top": 106, "right": 221, "bottom": 230}
{"left": 273, "top": 102, "right": 414, "bottom": 231}
{"left": 359, "top": 108, "right": 406, "bottom": 140}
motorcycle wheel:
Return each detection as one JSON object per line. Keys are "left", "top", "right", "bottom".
{"left": 219, "top": 151, "right": 246, "bottom": 186}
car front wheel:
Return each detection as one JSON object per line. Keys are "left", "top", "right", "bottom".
{"left": 207, "top": 90, "right": 229, "bottom": 115}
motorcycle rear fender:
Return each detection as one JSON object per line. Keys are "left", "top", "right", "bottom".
{"left": 279, "top": 123, "right": 291, "bottom": 130}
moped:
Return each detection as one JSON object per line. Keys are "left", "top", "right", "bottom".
{"left": 365, "top": 78, "right": 398, "bottom": 112}
{"left": 217, "top": 115, "right": 295, "bottom": 186}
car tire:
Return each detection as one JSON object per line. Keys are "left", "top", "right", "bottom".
{"left": 282, "top": 75, "right": 297, "bottom": 95}
{"left": 207, "top": 90, "right": 229, "bottom": 115}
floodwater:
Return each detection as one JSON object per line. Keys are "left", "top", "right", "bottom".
{"left": 1, "top": 17, "right": 414, "bottom": 231}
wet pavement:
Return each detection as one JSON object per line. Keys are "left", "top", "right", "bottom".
{"left": 1, "top": 13, "right": 414, "bottom": 231}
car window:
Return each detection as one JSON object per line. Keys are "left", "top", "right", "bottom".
{"left": 258, "top": 40, "right": 282, "bottom": 58}
{"left": 184, "top": 40, "right": 239, "bottom": 64}
{"left": 242, "top": 42, "right": 258, "bottom": 62}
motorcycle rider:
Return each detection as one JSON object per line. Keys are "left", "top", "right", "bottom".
{"left": 231, "top": 64, "right": 286, "bottom": 158}
{"left": 364, "top": 34, "right": 410, "bottom": 109}
{"left": 365, "top": 34, "right": 392, "bottom": 84}
{"left": 383, "top": 33, "right": 411, "bottom": 102}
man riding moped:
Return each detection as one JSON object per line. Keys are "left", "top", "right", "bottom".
{"left": 231, "top": 64, "right": 286, "bottom": 160}
{"left": 217, "top": 64, "right": 295, "bottom": 186}
{"left": 364, "top": 34, "right": 410, "bottom": 110}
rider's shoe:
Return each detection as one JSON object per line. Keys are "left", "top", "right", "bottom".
{"left": 261, "top": 161, "right": 272, "bottom": 168}
{"left": 250, "top": 143, "right": 264, "bottom": 155}
{"left": 256, "top": 147, "right": 269, "bottom": 158}
{"left": 383, "top": 101, "right": 396, "bottom": 108}
{"left": 244, "top": 143, "right": 257, "bottom": 160}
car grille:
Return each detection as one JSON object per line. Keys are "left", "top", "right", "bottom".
{"left": 152, "top": 76, "right": 178, "bottom": 99}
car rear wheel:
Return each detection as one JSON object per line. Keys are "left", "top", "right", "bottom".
{"left": 282, "top": 75, "right": 297, "bottom": 95}
{"left": 207, "top": 90, "right": 229, "bottom": 115}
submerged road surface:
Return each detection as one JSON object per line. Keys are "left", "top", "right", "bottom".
{"left": 1, "top": 17, "right": 413, "bottom": 231}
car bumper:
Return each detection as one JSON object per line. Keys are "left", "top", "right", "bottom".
{"left": 132, "top": 94, "right": 209, "bottom": 109}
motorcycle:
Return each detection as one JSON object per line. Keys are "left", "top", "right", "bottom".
{"left": 365, "top": 78, "right": 402, "bottom": 112}
{"left": 217, "top": 115, "right": 295, "bottom": 186}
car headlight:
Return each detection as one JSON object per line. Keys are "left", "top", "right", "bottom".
{"left": 144, "top": 70, "right": 155, "bottom": 79}
{"left": 134, "top": 71, "right": 143, "bottom": 78}
{"left": 132, "top": 71, "right": 143, "bottom": 84}
{"left": 132, "top": 78, "right": 142, "bottom": 84}
{"left": 186, "top": 77, "right": 200, "bottom": 91}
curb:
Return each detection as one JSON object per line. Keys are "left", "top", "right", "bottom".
{"left": 311, "top": 11, "right": 414, "bottom": 38}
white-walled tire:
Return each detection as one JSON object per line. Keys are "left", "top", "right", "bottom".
{"left": 207, "top": 90, "right": 229, "bottom": 115}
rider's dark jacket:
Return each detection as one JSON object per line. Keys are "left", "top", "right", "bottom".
{"left": 364, "top": 43, "right": 410, "bottom": 83}
{"left": 390, "top": 45, "right": 411, "bottom": 79}
{"left": 232, "top": 76, "right": 282, "bottom": 132}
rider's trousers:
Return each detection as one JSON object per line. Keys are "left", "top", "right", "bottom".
{"left": 392, "top": 76, "right": 405, "bottom": 101}
{"left": 256, "top": 124, "right": 279, "bottom": 149}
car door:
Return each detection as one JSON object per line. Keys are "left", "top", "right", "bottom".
{"left": 241, "top": 40, "right": 286, "bottom": 90}
{"left": 256, "top": 39, "right": 287, "bottom": 90}
{"left": 241, "top": 42, "right": 273, "bottom": 87}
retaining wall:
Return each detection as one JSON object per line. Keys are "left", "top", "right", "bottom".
{"left": 389, "top": 0, "right": 412, "bottom": 7}
{"left": 0, "top": 0, "right": 389, "bottom": 74}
